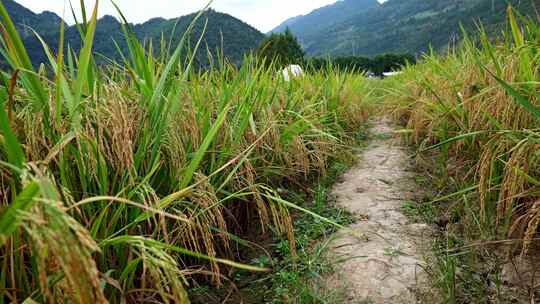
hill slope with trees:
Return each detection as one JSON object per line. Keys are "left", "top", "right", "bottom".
{"left": 4, "top": 0, "right": 265, "bottom": 66}
{"left": 270, "top": 0, "right": 379, "bottom": 37}
{"left": 271, "top": 0, "right": 538, "bottom": 57}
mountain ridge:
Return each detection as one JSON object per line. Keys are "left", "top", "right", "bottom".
{"left": 271, "top": 0, "right": 537, "bottom": 57}
{"left": 3, "top": 0, "right": 265, "bottom": 66}
{"left": 271, "top": 0, "right": 380, "bottom": 37}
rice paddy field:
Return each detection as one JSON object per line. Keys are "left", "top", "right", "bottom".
{"left": 383, "top": 8, "right": 540, "bottom": 302}
{"left": 1, "top": 1, "right": 540, "bottom": 303}
{"left": 0, "top": 3, "right": 373, "bottom": 303}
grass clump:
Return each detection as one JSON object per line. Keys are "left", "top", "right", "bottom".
{"left": 249, "top": 161, "right": 357, "bottom": 304}
{"left": 383, "top": 6, "right": 540, "bottom": 303}
{"left": 190, "top": 155, "right": 359, "bottom": 304}
{"left": 0, "top": 2, "right": 373, "bottom": 303}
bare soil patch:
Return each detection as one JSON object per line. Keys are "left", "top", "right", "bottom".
{"left": 327, "top": 117, "right": 434, "bottom": 303}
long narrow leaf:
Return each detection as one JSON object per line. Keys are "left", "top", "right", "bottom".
{"left": 0, "top": 89, "right": 24, "bottom": 168}
{"left": 180, "top": 103, "right": 231, "bottom": 188}
{"left": 485, "top": 68, "right": 540, "bottom": 119}
{"left": 0, "top": 1, "right": 47, "bottom": 109}
{"left": 72, "top": 0, "right": 99, "bottom": 127}
{"left": 0, "top": 181, "right": 40, "bottom": 246}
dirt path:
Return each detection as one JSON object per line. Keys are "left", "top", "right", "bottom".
{"left": 328, "top": 117, "right": 433, "bottom": 303}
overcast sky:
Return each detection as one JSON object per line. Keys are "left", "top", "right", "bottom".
{"left": 14, "top": 0, "right": 364, "bottom": 32}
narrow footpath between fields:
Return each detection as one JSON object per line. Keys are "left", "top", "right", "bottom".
{"left": 327, "top": 117, "right": 435, "bottom": 303}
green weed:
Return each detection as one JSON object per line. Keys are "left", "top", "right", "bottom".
{"left": 227, "top": 159, "right": 357, "bottom": 304}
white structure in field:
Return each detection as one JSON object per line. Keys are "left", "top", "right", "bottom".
{"left": 383, "top": 71, "right": 403, "bottom": 77}
{"left": 282, "top": 65, "right": 304, "bottom": 81}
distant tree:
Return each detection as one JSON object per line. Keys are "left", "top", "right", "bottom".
{"left": 256, "top": 28, "right": 305, "bottom": 67}
{"left": 306, "top": 57, "right": 330, "bottom": 70}
{"left": 307, "top": 53, "right": 415, "bottom": 75}
{"left": 334, "top": 56, "right": 371, "bottom": 72}
{"left": 371, "top": 53, "right": 415, "bottom": 76}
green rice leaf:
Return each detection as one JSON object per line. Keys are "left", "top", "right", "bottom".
{"left": 485, "top": 68, "right": 540, "bottom": 120}
{"left": 0, "top": 89, "right": 24, "bottom": 168}
{"left": 180, "top": 103, "right": 231, "bottom": 188}
{"left": 100, "top": 235, "right": 270, "bottom": 272}
{"left": 72, "top": 0, "right": 99, "bottom": 128}
{"left": 0, "top": 181, "right": 40, "bottom": 246}
{"left": 0, "top": 0, "right": 47, "bottom": 110}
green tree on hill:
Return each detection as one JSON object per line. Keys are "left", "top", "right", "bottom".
{"left": 371, "top": 53, "right": 416, "bottom": 76}
{"left": 256, "top": 28, "right": 304, "bottom": 67}
{"left": 306, "top": 53, "right": 416, "bottom": 76}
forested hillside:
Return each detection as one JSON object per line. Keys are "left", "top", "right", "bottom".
{"left": 4, "top": 0, "right": 264, "bottom": 66}
{"left": 270, "top": 0, "right": 379, "bottom": 37}
{"left": 272, "top": 0, "right": 538, "bottom": 57}
{"left": 3, "top": 0, "right": 64, "bottom": 38}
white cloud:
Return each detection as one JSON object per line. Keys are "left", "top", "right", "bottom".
{"left": 14, "top": 0, "right": 352, "bottom": 32}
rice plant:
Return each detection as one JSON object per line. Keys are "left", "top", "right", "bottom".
{"left": 0, "top": 1, "right": 372, "bottom": 303}
{"left": 384, "top": 6, "right": 540, "bottom": 302}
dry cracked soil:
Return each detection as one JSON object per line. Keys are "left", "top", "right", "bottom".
{"left": 327, "top": 117, "right": 435, "bottom": 304}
